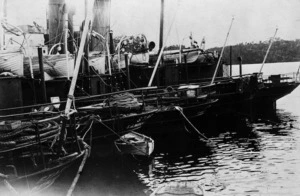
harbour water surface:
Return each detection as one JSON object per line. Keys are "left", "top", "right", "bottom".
{"left": 71, "top": 62, "right": 300, "bottom": 196}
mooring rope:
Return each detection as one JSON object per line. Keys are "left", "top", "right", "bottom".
{"left": 82, "top": 120, "right": 94, "bottom": 141}
{"left": 174, "top": 106, "right": 209, "bottom": 140}
{"left": 93, "top": 117, "right": 152, "bottom": 157}
{"left": 173, "top": 106, "right": 222, "bottom": 150}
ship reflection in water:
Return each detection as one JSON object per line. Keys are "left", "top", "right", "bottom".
{"left": 71, "top": 63, "right": 300, "bottom": 196}
{"left": 69, "top": 101, "right": 300, "bottom": 196}
{"left": 137, "top": 110, "right": 300, "bottom": 196}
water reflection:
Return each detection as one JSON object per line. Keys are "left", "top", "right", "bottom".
{"left": 69, "top": 62, "right": 299, "bottom": 195}
{"left": 38, "top": 93, "right": 298, "bottom": 196}
{"left": 70, "top": 154, "right": 148, "bottom": 196}
{"left": 130, "top": 109, "right": 300, "bottom": 196}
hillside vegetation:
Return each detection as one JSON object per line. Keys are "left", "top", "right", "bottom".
{"left": 208, "top": 38, "right": 300, "bottom": 64}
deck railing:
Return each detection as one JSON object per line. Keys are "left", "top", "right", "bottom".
{"left": 260, "top": 72, "right": 300, "bottom": 84}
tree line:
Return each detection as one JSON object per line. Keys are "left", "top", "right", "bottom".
{"left": 208, "top": 38, "right": 300, "bottom": 64}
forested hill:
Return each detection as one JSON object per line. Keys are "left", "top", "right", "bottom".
{"left": 208, "top": 39, "right": 300, "bottom": 64}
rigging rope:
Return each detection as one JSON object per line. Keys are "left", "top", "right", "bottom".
{"left": 0, "top": 120, "right": 60, "bottom": 152}
{"left": 93, "top": 117, "right": 151, "bottom": 157}
{"left": 173, "top": 106, "right": 209, "bottom": 140}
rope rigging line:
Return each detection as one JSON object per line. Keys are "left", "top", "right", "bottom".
{"left": 66, "top": 29, "right": 79, "bottom": 52}
{"left": 82, "top": 120, "right": 94, "bottom": 141}
{"left": 89, "top": 37, "right": 106, "bottom": 52}
{"left": 119, "top": 68, "right": 138, "bottom": 88}
{"left": 83, "top": 56, "right": 115, "bottom": 87}
{"left": 92, "top": 117, "right": 152, "bottom": 157}
{"left": 75, "top": 83, "right": 91, "bottom": 97}
{"left": 173, "top": 106, "right": 209, "bottom": 140}
{"left": 173, "top": 106, "right": 223, "bottom": 150}
{"left": 44, "top": 32, "right": 65, "bottom": 47}
{"left": 84, "top": 56, "right": 130, "bottom": 91}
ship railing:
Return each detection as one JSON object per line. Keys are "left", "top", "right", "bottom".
{"left": 184, "top": 73, "right": 256, "bottom": 84}
{"left": 0, "top": 87, "right": 160, "bottom": 120}
{"left": 0, "top": 83, "right": 217, "bottom": 118}
{"left": 261, "top": 72, "right": 300, "bottom": 84}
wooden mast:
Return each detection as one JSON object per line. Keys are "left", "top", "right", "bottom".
{"left": 210, "top": 17, "right": 234, "bottom": 85}
{"left": 63, "top": 3, "right": 69, "bottom": 78}
{"left": 0, "top": 0, "right": 7, "bottom": 50}
{"left": 64, "top": 0, "right": 95, "bottom": 116}
{"left": 0, "top": 0, "right": 3, "bottom": 50}
{"left": 158, "top": 0, "right": 164, "bottom": 54}
{"left": 83, "top": 0, "right": 89, "bottom": 75}
{"left": 258, "top": 28, "right": 278, "bottom": 75}
{"left": 148, "top": 0, "right": 165, "bottom": 87}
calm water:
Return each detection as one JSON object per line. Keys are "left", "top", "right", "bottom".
{"left": 11, "top": 62, "right": 300, "bottom": 196}
{"left": 231, "top": 61, "right": 300, "bottom": 76}
{"left": 70, "top": 62, "right": 300, "bottom": 196}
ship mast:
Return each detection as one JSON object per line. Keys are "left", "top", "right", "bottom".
{"left": 63, "top": 3, "right": 69, "bottom": 78}
{"left": 158, "top": 0, "right": 164, "bottom": 54}
{"left": 210, "top": 17, "right": 234, "bottom": 85}
{"left": 0, "top": 0, "right": 3, "bottom": 50}
{"left": 0, "top": 0, "right": 7, "bottom": 50}
{"left": 148, "top": 0, "right": 179, "bottom": 87}
{"left": 258, "top": 28, "right": 278, "bottom": 75}
{"left": 148, "top": 0, "right": 165, "bottom": 87}
{"left": 64, "top": 0, "right": 95, "bottom": 115}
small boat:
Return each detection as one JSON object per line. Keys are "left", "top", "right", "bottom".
{"left": 0, "top": 49, "right": 24, "bottom": 76}
{"left": 24, "top": 54, "right": 75, "bottom": 78}
{"left": 114, "top": 131, "right": 154, "bottom": 156}
{"left": 151, "top": 181, "right": 204, "bottom": 196}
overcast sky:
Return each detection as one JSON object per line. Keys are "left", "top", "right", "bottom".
{"left": 3, "top": 0, "right": 300, "bottom": 48}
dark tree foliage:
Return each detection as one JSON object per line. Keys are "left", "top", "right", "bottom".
{"left": 164, "top": 45, "right": 187, "bottom": 51}
{"left": 208, "top": 38, "right": 300, "bottom": 64}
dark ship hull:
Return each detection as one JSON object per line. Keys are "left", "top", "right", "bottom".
{"left": 253, "top": 74, "right": 299, "bottom": 115}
